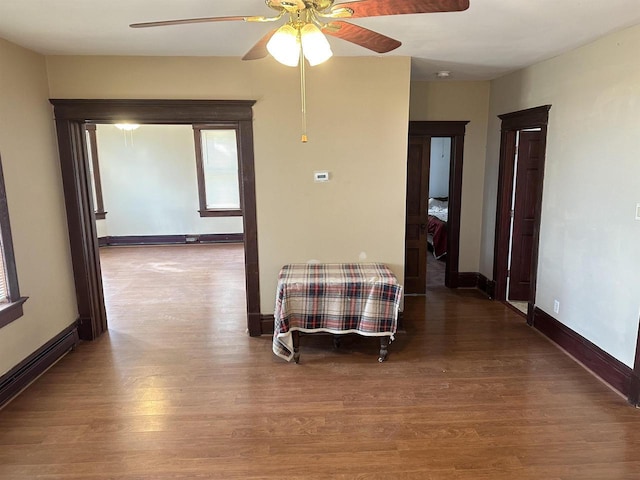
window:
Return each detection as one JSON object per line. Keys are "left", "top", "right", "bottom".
{"left": 84, "top": 124, "right": 107, "bottom": 220}
{"left": 0, "top": 155, "right": 28, "bottom": 328}
{"left": 193, "top": 125, "right": 242, "bottom": 217}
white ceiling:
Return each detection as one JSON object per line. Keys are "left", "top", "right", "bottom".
{"left": 1, "top": 0, "right": 639, "bottom": 80}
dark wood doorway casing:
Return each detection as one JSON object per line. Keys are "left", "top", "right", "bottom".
{"left": 630, "top": 319, "right": 640, "bottom": 405}
{"left": 493, "top": 105, "right": 551, "bottom": 323}
{"left": 50, "top": 99, "right": 261, "bottom": 340}
{"left": 404, "top": 135, "right": 430, "bottom": 293}
{"left": 406, "top": 121, "right": 468, "bottom": 289}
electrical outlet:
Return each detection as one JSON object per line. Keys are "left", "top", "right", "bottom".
{"left": 553, "top": 300, "right": 560, "bottom": 314}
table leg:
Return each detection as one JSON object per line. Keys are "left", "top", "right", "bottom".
{"left": 292, "top": 330, "right": 300, "bottom": 364}
{"left": 378, "top": 336, "right": 390, "bottom": 363}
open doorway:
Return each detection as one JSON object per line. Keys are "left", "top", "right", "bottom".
{"left": 50, "top": 99, "right": 261, "bottom": 341}
{"left": 84, "top": 123, "right": 247, "bottom": 334}
{"left": 493, "top": 106, "right": 551, "bottom": 323}
{"left": 505, "top": 128, "right": 542, "bottom": 314}
{"left": 404, "top": 121, "right": 468, "bottom": 294}
{"left": 425, "top": 137, "right": 451, "bottom": 288}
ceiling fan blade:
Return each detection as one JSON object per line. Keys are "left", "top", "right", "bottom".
{"left": 323, "top": 21, "right": 401, "bottom": 54}
{"left": 242, "top": 29, "right": 278, "bottom": 60}
{"left": 331, "top": 0, "right": 470, "bottom": 18}
{"left": 130, "top": 16, "right": 256, "bottom": 29}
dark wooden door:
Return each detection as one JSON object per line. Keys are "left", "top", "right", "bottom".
{"left": 404, "top": 135, "right": 430, "bottom": 294}
{"left": 509, "top": 130, "right": 542, "bottom": 301}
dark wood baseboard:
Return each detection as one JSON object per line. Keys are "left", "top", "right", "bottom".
{"left": 629, "top": 373, "right": 640, "bottom": 406}
{"left": 0, "top": 322, "right": 79, "bottom": 409}
{"left": 455, "top": 272, "right": 495, "bottom": 299}
{"left": 198, "top": 234, "right": 244, "bottom": 243}
{"left": 532, "top": 307, "right": 633, "bottom": 398}
{"left": 478, "top": 274, "right": 496, "bottom": 299}
{"left": 456, "top": 272, "right": 479, "bottom": 288}
{"left": 98, "top": 233, "right": 244, "bottom": 247}
{"left": 261, "top": 314, "right": 274, "bottom": 335}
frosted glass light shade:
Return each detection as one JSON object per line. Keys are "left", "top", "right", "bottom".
{"left": 300, "top": 23, "right": 333, "bottom": 66}
{"left": 267, "top": 24, "right": 300, "bottom": 67}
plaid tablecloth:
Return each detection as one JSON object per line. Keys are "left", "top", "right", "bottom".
{"left": 273, "top": 263, "right": 403, "bottom": 361}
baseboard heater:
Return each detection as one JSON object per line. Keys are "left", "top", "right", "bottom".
{"left": 98, "top": 233, "right": 244, "bottom": 247}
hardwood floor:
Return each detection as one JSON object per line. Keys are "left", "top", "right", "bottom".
{"left": 1, "top": 243, "right": 640, "bottom": 479}
{"left": 427, "top": 250, "right": 446, "bottom": 287}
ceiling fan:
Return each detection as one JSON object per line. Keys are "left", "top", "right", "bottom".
{"left": 130, "top": 1, "right": 470, "bottom": 142}
{"left": 130, "top": 0, "right": 470, "bottom": 65}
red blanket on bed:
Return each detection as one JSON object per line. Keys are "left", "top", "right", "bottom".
{"left": 427, "top": 215, "right": 447, "bottom": 259}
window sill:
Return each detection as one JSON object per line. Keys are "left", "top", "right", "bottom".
{"left": 0, "top": 297, "right": 28, "bottom": 329}
{"left": 198, "top": 209, "right": 242, "bottom": 218}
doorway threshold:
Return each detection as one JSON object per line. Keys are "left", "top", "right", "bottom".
{"left": 505, "top": 301, "right": 527, "bottom": 318}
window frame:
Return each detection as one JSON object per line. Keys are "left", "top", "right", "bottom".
{"left": 0, "top": 155, "right": 28, "bottom": 329}
{"left": 84, "top": 124, "right": 107, "bottom": 220}
{"left": 192, "top": 123, "right": 243, "bottom": 217}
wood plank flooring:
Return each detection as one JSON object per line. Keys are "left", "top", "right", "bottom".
{"left": 426, "top": 250, "right": 446, "bottom": 287}
{"left": 1, "top": 244, "right": 640, "bottom": 479}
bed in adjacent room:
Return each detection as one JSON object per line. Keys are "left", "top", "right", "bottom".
{"left": 427, "top": 197, "right": 448, "bottom": 259}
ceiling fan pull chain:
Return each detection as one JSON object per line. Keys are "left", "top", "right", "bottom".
{"left": 299, "top": 40, "right": 308, "bottom": 143}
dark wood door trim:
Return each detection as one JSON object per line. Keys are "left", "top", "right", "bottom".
{"left": 404, "top": 136, "right": 431, "bottom": 293}
{"left": 50, "top": 99, "right": 261, "bottom": 339}
{"left": 53, "top": 119, "right": 107, "bottom": 339}
{"left": 408, "top": 121, "right": 469, "bottom": 288}
{"left": 493, "top": 105, "right": 551, "bottom": 318}
{"left": 630, "top": 317, "right": 640, "bottom": 405}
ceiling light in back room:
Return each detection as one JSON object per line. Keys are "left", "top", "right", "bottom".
{"left": 436, "top": 71, "right": 451, "bottom": 79}
{"left": 115, "top": 123, "right": 140, "bottom": 131}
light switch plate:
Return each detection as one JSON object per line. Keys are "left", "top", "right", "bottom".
{"left": 636, "top": 203, "right": 640, "bottom": 220}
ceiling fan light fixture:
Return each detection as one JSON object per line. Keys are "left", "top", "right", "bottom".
{"left": 266, "top": 24, "right": 300, "bottom": 67}
{"left": 300, "top": 23, "right": 333, "bottom": 66}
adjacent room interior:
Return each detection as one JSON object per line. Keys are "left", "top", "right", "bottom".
{"left": 87, "top": 123, "right": 248, "bottom": 334}
{"left": 426, "top": 137, "right": 451, "bottom": 288}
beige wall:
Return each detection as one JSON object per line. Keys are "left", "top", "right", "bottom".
{"left": 46, "top": 55, "right": 412, "bottom": 313}
{"left": 481, "top": 24, "right": 640, "bottom": 366}
{"left": 409, "top": 81, "right": 491, "bottom": 272}
{"left": 0, "top": 39, "right": 78, "bottom": 374}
